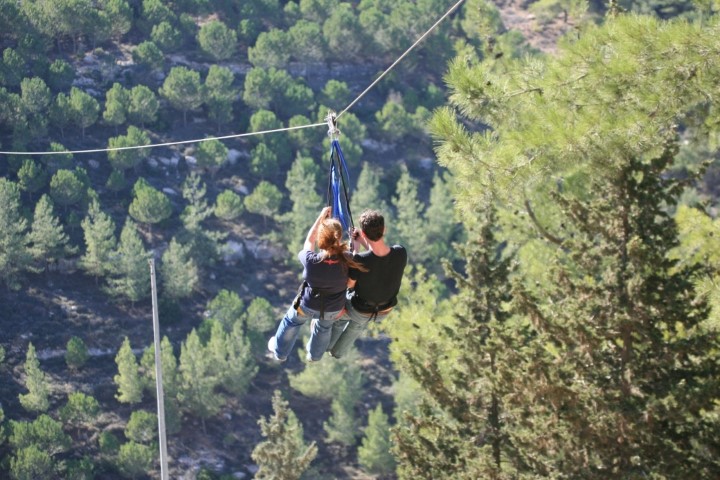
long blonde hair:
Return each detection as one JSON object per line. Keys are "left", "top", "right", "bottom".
{"left": 317, "top": 218, "right": 368, "bottom": 272}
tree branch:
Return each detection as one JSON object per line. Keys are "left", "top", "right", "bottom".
{"left": 524, "top": 198, "right": 564, "bottom": 246}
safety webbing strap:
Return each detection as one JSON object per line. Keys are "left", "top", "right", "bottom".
{"left": 326, "top": 139, "right": 354, "bottom": 236}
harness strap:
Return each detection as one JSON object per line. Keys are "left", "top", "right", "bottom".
{"left": 326, "top": 139, "right": 354, "bottom": 237}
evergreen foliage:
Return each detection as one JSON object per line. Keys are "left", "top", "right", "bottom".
{"left": 114, "top": 337, "right": 143, "bottom": 404}
{"left": 204, "top": 65, "right": 236, "bottom": 130}
{"left": 124, "top": 410, "right": 157, "bottom": 444}
{"left": 128, "top": 178, "right": 173, "bottom": 232}
{"left": 10, "top": 445, "right": 55, "bottom": 480}
{"left": 79, "top": 200, "right": 117, "bottom": 280}
{"left": 69, "top": 87, "right": 99, "bottom": 138}
{"left": 206, "top": 289, "right": 245, "bottom": 331}
{"left": 103, "top": 82, "right": 130, "bottom": 129}
{"left": 178, "top": 329, "right": 223, "bottom": 430}
{"left": 358, "top": 404, "right": 396, "bottom": 476}
{"left": 116, "top": 441, "right": 154, "bottom": 478}
{"left": 29, "top": 194, "right": 76, "bottom": 270}
{"left": 0, "top": 2, "right": 718, "bottom": 478}
{"left": 251, "top": 390, "right": 318, "bottom": 480}
{"left": 283, "top": 154, "right": 323, "bottom": 255}
{"left": 352, "top": 162, "right": 393, "bottom": 227}
{"left": 289, "top": 347, "right": 362, "bottom": 400}
{"left": 161, "top": 237, "right": 199, "bottom": 299}
{"left": 106, "top": 218, "right": 151, "bottom": 303}
{"left": 16, "top": 158, "right": 47, "bottom": 200}
{"left": 65, "top": 336, "right": 89, "bottom": 370}
{"left": 107, "top": 126, "right": 151, "bottom": 171}
{"left": 197, "top": 19, "right": 237, "bottom": 60}
{"left": 243, "top": 297, "right": 277, "bottom": 354}
{"left": 180, "top": 172, "right": 225, "bottom": 266}
{"left": 59, "top": 392, "right": 100, "bottom": 434}
{"left": 49, "top": 169, "right": 84, "bottom": 209}
{"left": 245, "top": 180, "right": 283, "bottom": 227}
{"left": 132, "top": 41, "right": 164, "bottom": 70}
{"left": 9, "top": 414, "right": 71, "bottom": 455}
{"left": 160, "top": 66, "right": 204, "bottom": 125}
{"left": 19, "top": 342, "right": 51, "bottom": 413}
{"left": 0, "top": 179, "right": 33, "bottom": 289}
{"left": 422, "top": 13, "right": 720, "bottom": 479}
{"left": 672, "top": 205, "right": 720, "bottom": 328}
{"left": 322, "top": 380, "right": 358, "bottom": 447}
{"left": 128, "top": 85, "right": 159, "bottom": 128}
{"left": 391, "top": 165, "right": 425, "bottom": 259}
{"left": 139, "top": 336, "right": 183, "bottom": 435}
{"left": 195, "top": 138, "right": 228, "bottom": 172}
{"left": 214, "top": 189, "right": 245, "bottom": 220}
{"left": 393, "top": 208, "right": 515, "bottom": 479}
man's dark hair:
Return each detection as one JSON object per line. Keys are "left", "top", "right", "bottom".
{"left": 359, "top": 210, "right": 384, "bottom": 241}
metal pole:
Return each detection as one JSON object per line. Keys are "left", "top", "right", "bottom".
{"left": 149, "top": 259, "right": 169, "bottom": 480}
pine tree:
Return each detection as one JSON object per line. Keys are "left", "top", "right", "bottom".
{"left": 243, "top": 297, "right": 276, "bottom": 354}
{"left": 672, "top": 205, "right": 720, "bottom": 327}
{"left": 107, "top": 126, "right": 151, "bottom": 172}
{"left": 178, "top": 329, "right": 223, "bottom": 431}
{"left": 128, "top": 178, "right": 172, "bottom": 235}
{"left": 423, "top": 171, "right": 458, "bottom": 265}
{"left": 0, "top": 178, "right": 33, "bottom": 289}
{"left": 103, "top": 82, "right": 129, "bottom": 130}
{"left": 116, "top": 441, "right": 154, "bottom": 478}
{"left": 160, "top": 237, "right": 199, "bottom": 300}
{"left": 17, "top": 158, "right": 47, "bottom": 201}
{"left": 9, "top": 414, "right": 71, "bottom": 455}
{"left": 427, "top": 14, "right": 720, "bottom": 478}
{"left": 180, "top": 172, "right": 225, "bottom": 267}
{"left": 140, "top": 336, "right": 182, "bottom": 435}
{"left": 10, "top": 445, "right": 54, "bottom": 480}
{"left": 251, "top": 390, "right": 318, "bottom": 480}
{"left": 79, "top": 200, "right": 117, "bottom": 281}
{"left": 194, "top": 138, "right": 228, "bottom": 173}
{"left": 323, "top": 380, "right": 358, "bottom": 447}
{"left": 358, "top": 404, "right": 396, "bottom": 476}
{"left": 65, "top": 336, "right": 89, "bottom": 371}
{"left": 205, "top": 65, "right": 236, "bottom": 131}
{"left": 0, "top": 405, "right": 5, "bottom": 446}
{"left": 114, "top": 337, "right": 143, "bottom": 404}
{"left": 19, "top": 342, "right": 51, "bottom": 413}
{"left": 214, "top": 189, "right": 244, "bottom": 220}
{"left": 28, "top": 194, "right": 77, "bottom": 270}
{"left": 393, "top": 208, "right": 516, "bottom": 479}
{"left": 206, "top": 289, "right": 245, "bottom": 332}
{"left": 391, "top": 165, "right": 426, "bottom": 260}
{"left": 225, "top": 320, "right": 258, "bottom": 396}
{"left": 124, "top": 410, "right": 157, "bottom": 444}
{"left": 283, "top": 155, "right": 322, "bottom": 256}
{"left": 106, "top": 218, "right": 151, "bottom": 304}
{"left": 352, "top": 161, "right": 392, "bottom": 220}
{"left": 289, "top": 348, "right": 362, "bottom": 401}
{"left": 59, "top": 392, "right": 100, "bottom": 436}
{"left": 244, "top": 180, "right": 283, "bottom": 228}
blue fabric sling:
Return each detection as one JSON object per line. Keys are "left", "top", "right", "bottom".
{"left": 327, "top": 139, "right": 354, "bottom": 236}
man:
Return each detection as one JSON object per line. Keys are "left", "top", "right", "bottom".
{"left": 327, "top": 209, "right": 407, "bottom": 358}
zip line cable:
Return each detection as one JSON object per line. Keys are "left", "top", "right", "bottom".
{"left": 337, "top": 0, "right": 466, "bottom": 121}
{"left": 0, "top": 0, "right": 466, "bottom": 157}
{"left": 0, "top": 122, "right": 327, "bottom": 156}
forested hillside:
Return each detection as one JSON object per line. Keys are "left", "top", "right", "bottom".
{"left": 1, "top": 0, "right": 719, "bottom": 479}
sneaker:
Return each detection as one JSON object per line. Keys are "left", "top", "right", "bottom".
{"left": 266, "top": 336, "right": 286, "bottom": 362}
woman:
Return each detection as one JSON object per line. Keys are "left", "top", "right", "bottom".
{"left": 267, "top": 206, "right": 365, "bottom": 362}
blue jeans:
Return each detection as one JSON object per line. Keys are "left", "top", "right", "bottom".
{"left": 328, "top": 298, "right": 390, "bottom": 358}
{"left": 272, "top": 305, "right": 343, "bottom": 361}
